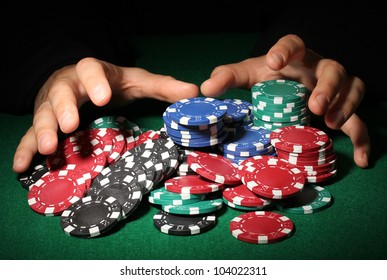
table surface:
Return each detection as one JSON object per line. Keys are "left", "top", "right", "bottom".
{"left": 1, "top": 32, "right": 386, "bottom": 260}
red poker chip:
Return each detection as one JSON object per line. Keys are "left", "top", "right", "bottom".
{"left": 279, "top": 138, "right": 334, "bottom": 158}
{"left": 28, "top": 169, "right": 87, "bottom": 216}
{"left": 222, "top": 183, "right": 271, "bottom": 207}
{"left": 238, "top": 155, "right": 267, "bottom": 180}
{"left": 283, "top": 152, "right": 337, "bottom": 166}
{"left": 187, "top": 151, "right": 241, "bottom": 185}
{"left": 270, "top": 125, "right": 329, "bottom": 153}
{"left": 47, "top": 144, "right": 107, "bottom": 179}
{"left": 49, "top": 164, "right": 93, "bottom": 190}
{"left": 286, "top": 158, "right": 336, "bottom": 171}
{"left": 78, "top": 128, "right": 126, "bottom": 164}
{"left": 276, "top": 145, "right": 335, "bottom": 161}
{"left": 134, "top": 130, "right": 160, "bottom": 146}
{"left": 243, "top": 156, "right": 305, "bottom": 199}
{"left": 230, "top": 211, "right": 294, "bottom": 244}
{"left": 306, "top": 168, "right": 338, "bottom": 183}
{"left": 164, "top": 175, "right": 225, "bottom": 194}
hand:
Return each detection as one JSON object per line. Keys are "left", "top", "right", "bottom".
{"left": 201, "top": 34, "right": 370, "bottom": 168}
{"left": 12, "top": 57, "right": 199, "bottom": 173}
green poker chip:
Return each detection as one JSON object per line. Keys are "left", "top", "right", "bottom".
{"left": 149, "top": 186, "right": 205, "bottom": 201}
{"left": 275, "top": 184, "right": 332, "bottom": 214}
{"left": 148, "top": 194, "right": 205, "bottom": 206}
{"left": 89, "top": 115, "right": 142, "bottom": 138}
{"left": 251, "top": 79, "right": 309, "bottom": 104}
{"left": 162, "top": 198, "right": 223, "bottom": 215}
{"left": 222, "top": 197, "right": 269, "bottom": 211}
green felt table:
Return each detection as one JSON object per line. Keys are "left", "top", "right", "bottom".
{"left": 1, "top": 33, "right": 386, "bottom": 260}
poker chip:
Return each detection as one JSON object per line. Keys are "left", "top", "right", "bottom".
{"left": 134, "top": 129, "right": 160, "bottom": 146}
{"left": 113, "top": 160, "right": 156, "bottom": 194}
{"left": 162, "top": 111, "right": 223, "bottom": 132}
{"left": 222, "top": 197, "right": 269, "bottom": 211}
{"left": 187, "top": 151, "right": 241, "bottom": 185}
{"left": 270, "top": 125, "right": 329, "bottom": 153}
{"left": 19, "top": 163, "right": 49, "bottom": 190}
{"left": 60, "top": 195, "right": 122, "bottom": 238}
{"left": 220, "top": 98, "right": 252, "bottom": 123}
{"left": 28, "top": 169, "right": 87, "bottom": 216}
{"left": 222, "top": 183, "right": 272, "bottom": 207}
{"left": 153, "top": 210, "right": 217, "bottom": 236}
{"left": 275, "top": 184, "right": 332, "bottom": 214}
{"left": 251, "top": 79, "right": 308, "bottom": 104}
{"left": 221, "top": 126, "right": 271, "bottom": 154}
{"left": 150, "top": 186, "right": 206, "bottom": 201}
{"left": 230, "top": 211, "right": 294, "bottom": 244}
{"left": 250, "top": 80, "right": 311, "bottom": 130}
{"left": 162, "top": 198, "right": 223, "bottom": 215}
{"left": 87, "top": 166, "right": 143, "bottom": 219}
{"left": 243, "top": 156, "right": 305, "bottom": 199}
{"left": 166, "top": 97, "right": 227, "bottom": 125}
{"left": 46, "top": 141, "right": 107, "bottom": 179}
{"left": 149, "top": 195, "right": 204, "bottom": 206}
{"left": 165, "top": 175, "right": 225, "bottom": 194}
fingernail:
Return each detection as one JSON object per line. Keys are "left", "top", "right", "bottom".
{"left": 315, "top": 95, "right": 328, "bottom": 111}
{"left": 13, "top": 157, "right": 23, "bottom": 170}
{"left": 60, "top": 112, "right": 72, "bottom": 128}
{"left": 39, "top": 134, "right": 51, "bottom": 151}
{"left": 362, "top": 153, "right": 369, "bottom": 167}
{"left": 92, "top": 85, "right": 106, "bottom": 102}
{"left": 270, "top": 53, "right": 284, "bottom": 66}
{"left": 331, "top": 110, "right": 345, "bottom": 127}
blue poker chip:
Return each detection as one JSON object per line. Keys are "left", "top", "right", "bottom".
{"left": 221, "top": 126, "right": 271, "bottom": 153}
{"left": 170, "top": 130, "right": 229, "bottom": 148}
{"left": 220, "top": 99, "right": 252, "bottom": 123}
{"left": 166, "top": 97, "right": 227, "bottom": 125}
{"left": 222, "top": 145, "right": 275, "bottom": 160}
{"left": 163, "top": 124, "right": 224, "bottom": 140}
{"left": 162, "top": 111, "right": 223, "bottom": 131}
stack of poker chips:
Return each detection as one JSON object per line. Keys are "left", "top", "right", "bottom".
{"left": 163, "top": 97, "right": 228, "bottom": 147}
{"left": 219, "top": 125, "right": 276, "bottom": 165}
{"left": 251, "top": 79, "right": 311, "bottom": 130}
{"left": 151, "top": 174, "right": 225, "bottom": 236}
{"left": 270, "top": 125, "right": 338, "bottom": 183}
{"left": 218, "top": 98, "right": 254, "bottom": 138}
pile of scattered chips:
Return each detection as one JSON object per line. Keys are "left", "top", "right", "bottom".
{"left": 20, "top": 79, "right": 337, "bottom": 244}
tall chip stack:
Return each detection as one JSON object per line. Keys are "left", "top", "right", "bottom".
{"left": 251, "top": 79, "right": 311, "bottom": 130}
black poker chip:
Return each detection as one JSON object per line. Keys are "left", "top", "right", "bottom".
{"left": 60, "top": 195, "right": 122, "bottom": 238}
{"left": 88, "top": 165, "right": 143, "bottom": 219}
{"left": 19, "top": 163, "right": 49, "bottom": 190}
{"left": 153, "top": 210, "right": 217, "bottom": 236}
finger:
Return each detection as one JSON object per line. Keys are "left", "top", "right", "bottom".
{"left": 340, "top": 113, "right": 370, "bottom": 168}
{"left": 13, "top": 127, "right": 38, "bottom": 173}
{"left": 324, "top": 76, "right": 365, "bottom": 129}
{"left": 201, "top": 58, "right": 269, "bottom": 97}
{"left": 266, "top": 34, "right": 306, "bottom": 70}
{"left": 48, "top": 80, "right": 80, "bottom": 134}
{"left": 75, "top": 57, "right": 113, "bottom": 106}
{"left": 33, "top": 102, "right": 59, "bottom": 155}
{"left": 308, "top": 59, "right": 347, "bottom": 116}
{"left": 119, "top": 68, "right": 199, "bottom": 103}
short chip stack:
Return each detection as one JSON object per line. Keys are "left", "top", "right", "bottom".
{"left": 163, "top": 97, "right": 229, "bottom": 147}
{"left": 270, "top": 125, "right": 338, "bottom": 183}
